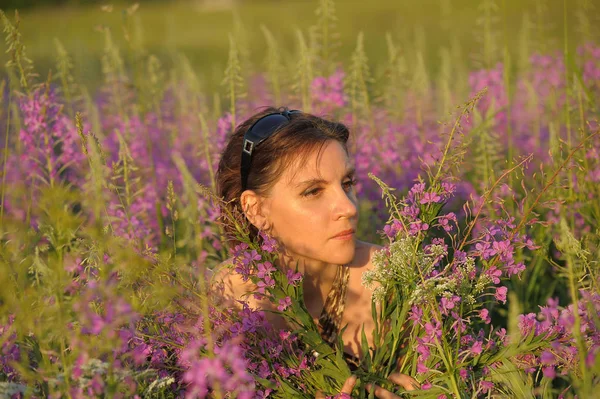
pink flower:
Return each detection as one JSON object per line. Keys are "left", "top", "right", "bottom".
{"left": 256, "top": 262, "right": 276, "bottom": 279}
{"left": 409, "top": 305, "right": 423, "bottom": 326}
{"left": 542, "top": 366, "right": 556, "bottom": 379}
{"left": 256, "top": 276, "right": 275, "bottom": 294}
{"left": 479, "top": 380, "right": 494, "bottom": 393}
{"left": 416, "top": 361, "right": 429, "bottom": 374}
{"left": 486, "top": 267, "right": 502, "bottom": 284}
{"left": 540, "top": 351, "right": 555, "bottom": 365}
{"left": 277, "top": 297, "right": 292, "bottom": 312}
{"left": 479, "top": 308, "right": 491, "bottom": 324}
{"left": 495, "top": 286, "right": 508, "bottom": 304}
{"left": 470, "top": 341, "right": 483, "bottom": 355}
{"left": 286, "top": 269, "right": 303, "bottom": 286}
{"left": 420, "top": 191, "right": 442, "bottom": 204}
{"left": 440, "top": 295, "right": 461, "bottom": 315}
{"left": 438, "top": 212, "right": 457, "bottom": 232}
{"left": 259, "top": 231, "right": 278, "bottom": 253}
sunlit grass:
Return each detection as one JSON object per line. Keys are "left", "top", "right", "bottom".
{"left": 2, "top": 0, "right": 576, "bottom": 93}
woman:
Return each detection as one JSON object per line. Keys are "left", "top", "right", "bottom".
{"left": 214, "top": 107, "right": 419, "bottom": 398}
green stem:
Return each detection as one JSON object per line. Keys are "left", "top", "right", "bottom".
{"left": 0, "top": 85, "right": 11, "bottom": 231}
{"left": 565, "top": 252, "right": 589, "bottom": 391}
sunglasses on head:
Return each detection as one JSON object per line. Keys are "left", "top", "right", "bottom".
{"left": 241, "top": 109, "right": 302, "bottom": 191}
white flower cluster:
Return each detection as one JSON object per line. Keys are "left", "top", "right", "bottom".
{"left": 362, "top": 236, "right": 448, "bottom": 303}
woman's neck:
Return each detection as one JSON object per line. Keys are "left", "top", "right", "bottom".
{"left": 277, "top": 252, "right": 341, "bottom": 309}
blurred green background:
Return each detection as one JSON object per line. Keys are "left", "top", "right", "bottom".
{"left": 0, "top": 0, "right": 587, "bottom": 94}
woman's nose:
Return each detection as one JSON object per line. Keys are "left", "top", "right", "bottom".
{"left": 333, "top": 188, "right": 358, "bottom": 220}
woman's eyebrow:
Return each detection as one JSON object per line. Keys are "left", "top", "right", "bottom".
{"left": 295, "top": 166, "right": 356, "bottom": 188}
{"left": 345, "top": 167, "right": 356, "bottom": 178}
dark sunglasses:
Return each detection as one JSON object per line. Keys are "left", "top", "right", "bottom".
{"left": 241, "top": 109, "right": 302, "bottom": 191}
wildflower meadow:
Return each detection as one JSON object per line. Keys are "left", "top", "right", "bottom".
{"left": 0, "top": 0, "right": 599, "bottom": 398}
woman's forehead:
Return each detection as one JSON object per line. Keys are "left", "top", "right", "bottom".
{"left": 284, "top": 141, "right": 352, "bottom": 185}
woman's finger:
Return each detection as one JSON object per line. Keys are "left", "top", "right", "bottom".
{"left": 365, "top": 383, "right": 402, "bottom": 399}
{"left": 340, "top": 375, "right": 358, "bottom": 394}
{"left": 388, "top": 372, "right": 420, "bottom": 391}
{"left": 316, "top": 376, "right": 357, "bottom": 399}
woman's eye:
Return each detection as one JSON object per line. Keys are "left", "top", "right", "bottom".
{"left": 343, "top": 179, "right": 357, "bottom": 191}
{"left": 303, "top": 187, "right": 322, "bottom": 197}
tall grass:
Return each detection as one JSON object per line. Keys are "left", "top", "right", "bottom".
{"left": 0, "top": 0, "right": 599, "bottom": 397}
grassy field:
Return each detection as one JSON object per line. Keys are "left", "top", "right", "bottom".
{"left": 1, "top": 0, "right": 580, "bottom": 93}
{"left": 2, "top": 0, "right": 600, "bottom": 397}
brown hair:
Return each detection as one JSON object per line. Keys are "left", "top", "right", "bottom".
{"left": 216, "top": 106, "right": 350, "bottom": 247}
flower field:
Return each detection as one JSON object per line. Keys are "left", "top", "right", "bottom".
{"left": 0, "top": 0, "right": 599, "bottom": 397}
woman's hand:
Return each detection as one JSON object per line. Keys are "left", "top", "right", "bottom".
{"left": 315, "top": 375, "right": 357, "bottom": 399}
{"left": 315, "top": 372, "right": 419, "bottom": 399}
{"left": 366, "top": 372, "right": 420, "bottom": 398}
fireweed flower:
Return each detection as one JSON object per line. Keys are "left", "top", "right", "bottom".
{"left": 285, "top": 269, "right": 303, "bottom": 286}
{"left": 437, "top": 212, "right": 457, "bottom": 232}
{"left": 479, "top": 309, "right": 491, "bottom": 324}
{"left": 17, "top": 87, "right": 85, "bottom": 187}
{"left": 420, "top": 191, "right": 442, "bottom": 204}
{"left": 179, "top": 338, "right": 256, "bottom": 399}
{"left": 0, "top": 315, "right": 20, "bottom": 382}
{"left": 256, "top": 262, "right": 276, "bottom": 279}
{"left": 494, "top": 286, "right": 508, "bottom": 304}
{"left": 311, "top": 69, "right": 346, "bottom": 115}
{"left": 259, "top": 231, "right": 278, "bottom": 253}
{"left": 277, "top": 297, "right": 292, "bottom": 312}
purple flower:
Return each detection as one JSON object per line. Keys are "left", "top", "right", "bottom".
{"left": 440, "top": 295, "right": 461, "bottom": 315}
{"left": 409, "top": 182, "right": 426, "bottom": 196}
{"left": 475, "top": 241, "right": 494, "bottom": 260}
{"left": 486, "top": 267, "right": 502, "bottom": 284}
{"left": 505, "top": 261, "right": 526, "bottom": 277}
{"left": 259, "top": 231, "right": 278, "bottom": 253}
{"left": 416, "top": 361, "right": 429, "bottom": 374}
{"left": 420, "top": 191, "right": 442, "bottom": 204}
{"left": 277, "top": 297, "right": 292, "bottom": 312}
{"left": 416, "top": 338, "right": 431, "bottom": 361}
{"left": 437, "top": 212, "right": 457, "bottom": 232}
{"left": 479, "top": 308, "right": 491, "bottom": 324}
{"left": 540, "top": 351, "right": 555, "bottom": 365}
{"left": 495, "top": 286, "right": 508, "bottom": 304}
{"left": 256, "top": 262, "right": 276, "bottom": 279}
{"left": 243, "top": 250, "right": 262, "bottom": 264}
{"left": 311, "top": 69, "right": 346, "bottom": 114}
{"left": 409, "top": 220, "right": 429, "bottom": 235}
{"left": 470, "top": 340, "right": 483, "bottom": 355}
{"left": 518, "top": 313, "right": 538, "bottom": 337}
{"left": 179, "top": 339, "right": 256, "bottom": 399}
{"left": 286, "top": 269, "right": 303, "bottom": 286}
{"left": 256, "top": 276, "right": 275, "bottom": 294}
{"left": 383, "top": 219, "right": 404, "bottom": 238}
{"left": 441, "top": 182, "right": 456, "bottom": 197}
{"left": 542, "top": 366, "right": 556, "bottom": 379}
{"left": 478, "top": 380, "right": 494, "bottom": 394}
{"left": 409, "top": 306, "right": 423, "bottom": 326}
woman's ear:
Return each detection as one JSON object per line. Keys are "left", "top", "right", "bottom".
{"left": 240, "top": 190, "right": 271, "bottom": 231}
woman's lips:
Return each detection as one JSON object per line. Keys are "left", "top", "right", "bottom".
{"left": 331, "top": 229, "right": 355, "bottom": 240}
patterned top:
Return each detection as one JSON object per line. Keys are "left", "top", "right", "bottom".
{"left": 317, "top": 265, "right": 360, "bottom": 369}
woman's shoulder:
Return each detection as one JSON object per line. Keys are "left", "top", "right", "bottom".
{"left": 210, "top": 258, "right": 248, "bottom": 302}
{"left": 210, "top": 258, "right": 261, "bottom": 309}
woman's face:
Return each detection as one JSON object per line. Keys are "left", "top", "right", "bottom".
{"left": 262, "top": 140, "right": 359, "bottom": 266}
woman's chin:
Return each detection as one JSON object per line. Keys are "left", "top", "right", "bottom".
{"left": 327, "top": 246, "right": 356, "bottom": 265}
